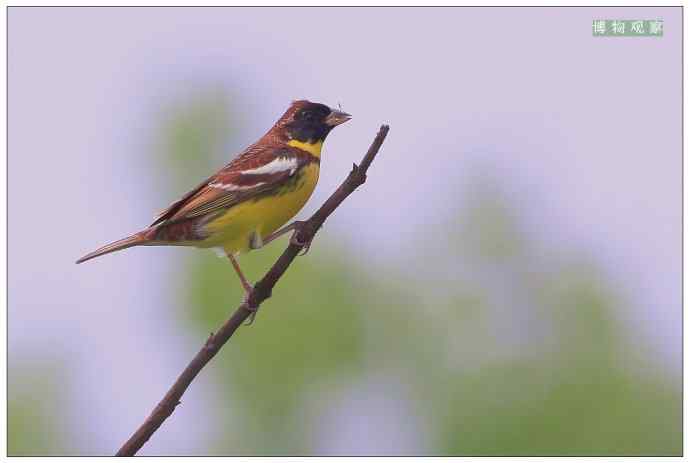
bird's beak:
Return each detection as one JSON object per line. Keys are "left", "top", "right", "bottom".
{"left": 325, "top": 109, "right": 352, "bottom": 127}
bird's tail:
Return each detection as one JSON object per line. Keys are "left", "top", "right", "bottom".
{"left": 75, "top": 229, "right": 156, "bottom": 264}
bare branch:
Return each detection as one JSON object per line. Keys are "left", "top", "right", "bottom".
{"left": 116, "top": 124, "right": 390, "bottom": 456}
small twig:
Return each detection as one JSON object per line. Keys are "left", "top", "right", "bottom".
{"left": 115, "top": 125, "right": 390, "bottom": 456}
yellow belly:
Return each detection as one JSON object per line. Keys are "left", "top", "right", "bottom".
{"left": 200, "top": 163, "right": 320, "bottom": 254}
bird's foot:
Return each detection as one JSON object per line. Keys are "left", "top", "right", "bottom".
{"left": 290, "top": 221, "right": 315, "bottom": 256}
{"left": 242, "top": 288, "right": 259, "bottom": 326}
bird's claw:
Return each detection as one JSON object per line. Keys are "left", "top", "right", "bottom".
{"left": 242, "top": 287, "right": 259, "bottom": 326}
{"left": 244, "top": 307, "right": 258, "bottom": 326}
{"left": 299, "top": 244, "right": 311, "bottom": 256}
{"left": 290, "top": 232, "right": 313, "bottom": 256}
{"left": 290, "top": 221, "right": 315, "bottom": 256}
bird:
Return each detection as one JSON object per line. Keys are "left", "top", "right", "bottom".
{"left": 77, "top": 100, "right": 351, "bottom": 319}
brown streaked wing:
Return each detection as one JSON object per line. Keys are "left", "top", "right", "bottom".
{"left": 150, "top": 174, "right": 217, "bottom": 227}
{"left": 151, "top": 142, "right": 289, "bottom": 227}
{"left": 165, "top": 171, "right": 295, "bottom": 223}
{"left": 154, "top": 160, "right": 307, "bottom": 226}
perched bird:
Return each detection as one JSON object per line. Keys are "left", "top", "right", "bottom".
{"left": 77, "top": 100, "right": 351, "bottom": 308}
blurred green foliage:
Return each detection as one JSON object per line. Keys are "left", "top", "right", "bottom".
{"left": 8, "top": 360, "right": 73, "bottom": 456}
{"left": 9, "top": 90, "right": 679, "bottom": 455}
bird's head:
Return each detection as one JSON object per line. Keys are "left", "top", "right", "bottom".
{"left": 274, "top": 100, "right": 351, "bottom": 147}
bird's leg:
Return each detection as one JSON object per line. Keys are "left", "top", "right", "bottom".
{"left": 226, "top": 253, "right": 258, "bottom": 325}
{"left": 227, "top": 253, "right": 253, "bottom": 293}
{"left": 262, "top": 221, "right": 314, "bottom": 256}
{"left": 261, "top": 222, "right": 298, "bottom": 246}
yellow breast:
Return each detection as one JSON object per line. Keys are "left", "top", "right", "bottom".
{"left": 286, "top": 139, "right": 322, "bottom": 157}
{"left": 202, "top": 162, "right": 320, "bottom": 254}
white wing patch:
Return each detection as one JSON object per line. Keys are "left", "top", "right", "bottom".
{"left": 240, "top": 157, "right": 298, "bottom": 176}
{"left": 208, "top": 181, "right": 265, "bottom": 191}
{"left": 207, "top": 157, "right": 298, "bottom": 191}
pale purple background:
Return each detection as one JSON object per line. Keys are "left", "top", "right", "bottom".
{"left": 9, "top": 7, "right": 681, "bottom": 454}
